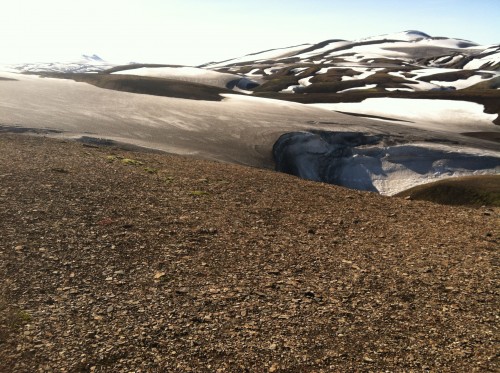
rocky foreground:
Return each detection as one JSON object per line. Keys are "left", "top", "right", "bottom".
{"left": 0, "top": 134, "right": 498, "bottom": 372}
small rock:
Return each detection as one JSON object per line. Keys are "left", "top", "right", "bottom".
{"left": 107, "top": 306, "right": 114, "bottom": 313}
{"left": 304, "top": 290, "right": 315, "bottom": 298}
{"left": 154, "top": 271, "right": 166, "bottom": 280}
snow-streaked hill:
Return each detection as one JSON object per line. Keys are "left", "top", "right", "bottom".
{"left": 199, "top": 30, "right": 499, "bottom": 96}
{"left": 203, "top": 30, "right": 494, "bottom": 70}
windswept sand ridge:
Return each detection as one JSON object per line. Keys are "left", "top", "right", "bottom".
{"left": 0, "top": 134, "right": 498, "bottom": 372}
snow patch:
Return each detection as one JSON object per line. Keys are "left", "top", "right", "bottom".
{"left": 280, "top": 85, "right": 300, "bottom": 93}
{"left": 359, "top": 30, "right": 432, "bottom": 42}
{"left": 338, "top": 84, "right": 377, "bottom": 93}
{"left": 342, "top": 70, "right": 376, "bottom": 81}
{"left": 410, "top": 68, "right": 461, "bottom": 78}
{"left": 386, "top": 87, "right": 414, "bottom": 92}
{"left": 294, "top": 41, "right": 351, "bottom": 59}
{"left": 317, "top": 67, "right": 334, "bottom": 74}
{"left": 279, "top": 76, "right": 314, "bottom": 93}
{"left": 310, "top": 98, "right": 497, "bottom": 131}
{"left": 464, "top": 51, "right": 500, "bottom": 69}
{"left": 246, "top": 68, "right": 263, "bottom": 77}
{"left": 206, "top": 44, "right": 311, "bottom": 68}
{"left": 291, "top": 67, "right": 308, "bottom": 76}
{"left": 430, "top": 74, "right": 491, "bottom": 90}
{"left": 264, "top": 67, "right": 281, "bottom": 75}
{"left": 298, "top": 76, "right": 314, "bottom": 86}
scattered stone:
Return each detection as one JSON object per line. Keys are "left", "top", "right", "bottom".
{"left": 153, "top": 272, "right": 166, "bottom": 280}
{"left": 0, "top": 134, "right": 497, "bottom": 372}
{"left": 304, "top": 291, "right": 315, "bottom": 298}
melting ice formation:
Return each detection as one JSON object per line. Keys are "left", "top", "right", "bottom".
{"left": 273, "top": 131, "right": 500, "bottom": 195}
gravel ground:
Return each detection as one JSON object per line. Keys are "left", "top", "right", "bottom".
{"left": 0, "top": 134, "right": 498, "bottom": 372}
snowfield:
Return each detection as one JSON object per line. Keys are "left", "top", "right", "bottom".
{"left": 337, "top": 84, "right": 377, "bottom": 93}
{"left": 310, "top": 98, "right": 498, "bottom": 132}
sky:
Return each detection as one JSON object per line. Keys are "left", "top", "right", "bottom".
{"left": 1, "top": 0, "right": 499, "bottom": 65}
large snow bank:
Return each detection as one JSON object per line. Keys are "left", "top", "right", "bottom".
{"left": 310, "top": 98, "right": 497, "bottom": 131}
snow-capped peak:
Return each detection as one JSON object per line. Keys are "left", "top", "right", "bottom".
{"left": 81, "top": 54, "right": 105, "bottom": 62}
{"left": 5, "top": 54, "right": 115, "bottom": 74}
{"left": 360, "top": 30, "right": 432, "bottom": 42}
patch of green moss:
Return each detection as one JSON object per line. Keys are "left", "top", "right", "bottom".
{"left": 121, "top": 158, "right": 144, "bottom": 166}
{"left": 144, "top": 167, "right": 158, "bottom": 174}
{"left": 0, "top": 298, "right": 32, "bottom": 343}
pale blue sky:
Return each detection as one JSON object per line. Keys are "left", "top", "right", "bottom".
{"left": 1, "top": 0, "right": 499, "bottom": 64}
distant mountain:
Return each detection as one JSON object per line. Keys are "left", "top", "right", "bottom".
{"left": 204, "top": 30, "right": 498, "bottom": 70}
{"left": 6, "top": 54, "right": 114, "bottom": 73}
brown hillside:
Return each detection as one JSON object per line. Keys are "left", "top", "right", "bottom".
{"left": 396, "top": 175, "right": 500, "bottom": 207}
{"left": 0, "top": 134, "right": 498, "bottom": 372}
